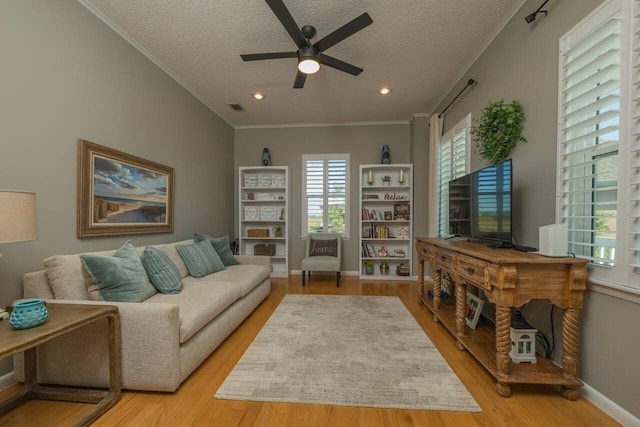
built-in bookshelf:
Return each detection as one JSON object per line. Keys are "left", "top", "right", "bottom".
{"left": 359, "top": 164, "right": 413, "bottom": 279}
{"left": 238, "top": 166, "right": 289, "bottom": 277}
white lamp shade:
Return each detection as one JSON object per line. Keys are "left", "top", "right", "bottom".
{"left": 0, "top": 190, "right": 38, "bottom": 244}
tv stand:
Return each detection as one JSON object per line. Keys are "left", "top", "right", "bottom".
{"left": 415, "top": 237, "right": 588, "bottom": 399}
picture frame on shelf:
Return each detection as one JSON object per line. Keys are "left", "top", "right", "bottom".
{"left": 465, "top": 292, "right": 484, "bottom": 329}
{"left": 394, "top": 203, "right": 410, "bottom": 220}
{"left": 246, "top": 192, "right": 255, "bottom": 200}
{"left": 384, "top": 211, "right": 393, "bottom": 220}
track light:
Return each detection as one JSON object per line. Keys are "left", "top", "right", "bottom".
{"left": 298, "top": 46, "right": 320, "bottom": 74}
{"left": 525, "top": 0, "right": 549, "bottom": 24}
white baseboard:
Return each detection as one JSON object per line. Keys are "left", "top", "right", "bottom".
{"left": 580, "top": 382, "right": 640, "bottom": 426}
{"left": 0, "top": 370, "right": 16, "bottom": 391}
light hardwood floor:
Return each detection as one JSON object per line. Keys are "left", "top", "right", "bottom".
{"left": 0, "top": 276, "right": 620, "bottom": 426}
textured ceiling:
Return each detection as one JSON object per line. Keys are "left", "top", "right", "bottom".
{"left": 81, "top": 0, "right": 524, "bottom": 127}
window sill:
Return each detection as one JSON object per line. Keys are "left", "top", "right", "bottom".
{"left": 587, "top": 279, "right": 640, "bottom": 305}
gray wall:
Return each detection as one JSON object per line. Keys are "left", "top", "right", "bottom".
{"left": 434, "top": 0, "right": 639, "bottom": 418}
{"left": 234, "top": 124, "right": 413, "bottom": 273}
{"left": 0, "top": 1, "right": 234, "bottom": 374}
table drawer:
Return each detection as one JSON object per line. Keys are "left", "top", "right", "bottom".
{"left": 456, "top": 254, "right": 490, "bottom": 289}
{"left": 434, "top": 249, "right": 454, "bottom": 270}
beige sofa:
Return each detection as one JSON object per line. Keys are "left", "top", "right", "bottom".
{"left": 14, "top": 239, "right": 271, "bottom": 392}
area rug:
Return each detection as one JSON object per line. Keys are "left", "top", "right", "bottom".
{"left": 215, "top": 295, "right": 480, "bottom": 412}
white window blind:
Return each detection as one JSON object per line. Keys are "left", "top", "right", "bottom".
{"left": 437, "top": 114, "right": 471, "bottom": 236}
{"left": 558, "top": 0, "right": 640, "bottom": 292}
{"left": 302, "top": 154, "right": 349, "bottom": 237}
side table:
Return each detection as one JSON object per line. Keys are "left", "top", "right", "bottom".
{"left": 0, "top": 303, "right": 121, "bottom": 426}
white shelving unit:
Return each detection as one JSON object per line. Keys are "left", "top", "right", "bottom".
{"left": 359, "top": 164, "right": 413, "bottom": 280}
{"left": 238, "top": 166, "right": 289, "bottom": 278}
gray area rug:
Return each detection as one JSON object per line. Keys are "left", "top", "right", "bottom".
{"left": 215, "top": 295, "right": 480, "bottom": 412}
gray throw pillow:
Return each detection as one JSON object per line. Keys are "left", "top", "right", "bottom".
{"left": 80, "top": 240, "right": 157, "bottom": 302}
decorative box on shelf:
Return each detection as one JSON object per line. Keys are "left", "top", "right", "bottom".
{"left": 254, "top": 244, "right": 276, "bottom": 256}
{"left": 247, "top": 229, "right": 269, "bottom": 238}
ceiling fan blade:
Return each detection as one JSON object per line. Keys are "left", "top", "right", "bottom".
{"left": 319, "top": 54, "right": 363, "bottom": 76}
{"left": 313, "top": 13, "right": 373, "bottom": 52}
{"left": 240, "top": 52, "right": 297, "bottom": 61}
{"left": 265, "top": 0, "right": 307, "bottom": 49}
{"left": 293, "top": 71, "right": 307, "bottom": 89}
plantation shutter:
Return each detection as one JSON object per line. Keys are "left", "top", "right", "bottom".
{"left": 437, "top": 118, "right": 470, "bottom": 236}
{"left": 629, "top": 0, "right": 640, "bottom": 274}
{"left": 558, "top": 5, "right": 621, "bottom": 265}
{"left": 303, "top": 154, "right": 349, "bottom": 236}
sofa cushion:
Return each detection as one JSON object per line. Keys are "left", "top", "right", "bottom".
{"left": 43, "top": 248, "right": 116, "bottom": 300}
{"left": 194, "top": 234, "right": 239, "bottom": 267}
{"left": 80, "top": 241, "right": 157, "bottom": 302}
{"left": 203, "top": 264, "right": 270, "bottom": 297}
{"left": 141, "top": 246, "right": 183, "bottom": 294}
{"left": 145, "top": 277, "right": 243, "bottom": 344}
{"left": 176, "top": 241, "right": 226, "bottom": 279}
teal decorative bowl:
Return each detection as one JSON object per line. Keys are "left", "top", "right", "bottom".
{"left": 9, "top": 298, "right": 48, "bottom": 329}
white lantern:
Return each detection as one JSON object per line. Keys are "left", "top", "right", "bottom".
{"left": 509, "top": 311, "right": 537, "bottom": 364}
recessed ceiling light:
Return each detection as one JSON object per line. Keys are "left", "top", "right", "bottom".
{"left": 379, "top": 87, "right": 391, "bottom": 95}
{"left": 253, "top": 93, "right": 264, "bottom": 100}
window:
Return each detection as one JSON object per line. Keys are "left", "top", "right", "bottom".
{"left": 557, "top": 0, "right": 640, "bottom": 292}
{"left": 302, "top": 154, "right": 349, "bottom": 237}
{"left": 433, "top": 114, "right": 471, "bottom": 236}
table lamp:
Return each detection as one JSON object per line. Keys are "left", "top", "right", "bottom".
{"left": 0, "top": 190, "right": 38, "bottom": 320}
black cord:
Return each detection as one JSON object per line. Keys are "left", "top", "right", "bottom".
{"left": 438, "top": 79, "right": 477, "bottom": 118}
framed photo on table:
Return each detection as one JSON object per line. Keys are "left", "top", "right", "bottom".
{"left": 465, "top": 292, "right": 484, "bottom": 329}
{"left": 77, "top": 139, "right": 174, "bottom": 238}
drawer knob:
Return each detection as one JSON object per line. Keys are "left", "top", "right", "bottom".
{"left": 466, "top": 267, "right": 475, "bottom": 275}
{"left": 440, "top": 255, "right": 446, "bottom": 261}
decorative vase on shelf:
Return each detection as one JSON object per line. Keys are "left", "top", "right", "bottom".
{"left": 381, "top": 176, "right": 391, "bottom": 186}
{"left": 381, "top": 144, "right": 391, "bottom": 164}
{"left": 380, "top": 262, "right": 389, "bottom": 275}
{"left": 261, "top": 148, "right": 271, "bottom": 166}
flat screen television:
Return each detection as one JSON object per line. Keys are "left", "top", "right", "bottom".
{"left": 448, "top": 159, "right": 512, "bottom": 245}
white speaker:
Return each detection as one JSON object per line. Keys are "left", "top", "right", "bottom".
{"left": 539, "top": 223, "right": 568, "bottom": 257}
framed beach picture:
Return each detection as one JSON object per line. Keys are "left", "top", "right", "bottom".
{"left": 465, "top": 292, "right": 484, "bottom": 330}
{"left": 77, "top": 139, "right": 174, "bottom": 237}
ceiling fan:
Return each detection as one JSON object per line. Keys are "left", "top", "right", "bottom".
{"left": 240, "top": 0, "right": 373, "bottom": 89}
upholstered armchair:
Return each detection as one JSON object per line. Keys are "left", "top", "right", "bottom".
{"left": 301, "top": 233, "right": 342, "bottom": 287}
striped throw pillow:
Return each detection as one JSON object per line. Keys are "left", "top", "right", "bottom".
{"left": 141, "top": 246, "right": 183, "bottom": 294}
{"left": 176, "top": 240, "right": 226, "bottom": 279}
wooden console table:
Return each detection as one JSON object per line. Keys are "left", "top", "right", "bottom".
{"left": 415, "top": 237, "right": 588, "bottom": 399}
{"left": 0, "top": 303, "right": 121, "bottom": 426}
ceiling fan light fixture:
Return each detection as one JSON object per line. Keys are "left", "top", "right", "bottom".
{"left": 297, "top": 45, "right": 320, "bottom": 74}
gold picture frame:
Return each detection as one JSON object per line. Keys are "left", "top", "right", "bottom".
{"left": 77, "top": 139, "right": 174, "bottom": 238}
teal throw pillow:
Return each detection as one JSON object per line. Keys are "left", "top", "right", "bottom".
{"left": 176, "top": 240, "right": 226, "bottom": 279}
{"left": 194, "top": 233, "right": 239, "bottom": 266}
{"left": 141, "top": 246, "right": 183, "bottom": 294}
{"left": 80, "top": 240, "right": 157, "bottom": 302}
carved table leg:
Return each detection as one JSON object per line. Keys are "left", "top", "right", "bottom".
{"left": 418, "top": 258, "right": 425, "bottom": 296}
{"left": 454, "top": 281, "right": 467, "bottom": 350}
{"left": 433, "top": 270, "right": 441, "bottom": 310}
{"left": 561, "top": 307, "right": 581, "bottom": 401}
{"left": 496, "top": 382, "right": 512, "bottom": 398}
{"left": 495, "top": 306, "right": 512, "bottom": 376}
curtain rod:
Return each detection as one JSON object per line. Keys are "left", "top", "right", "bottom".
{"left": 438, "top": 79, "right": 477, "bottom": 118}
